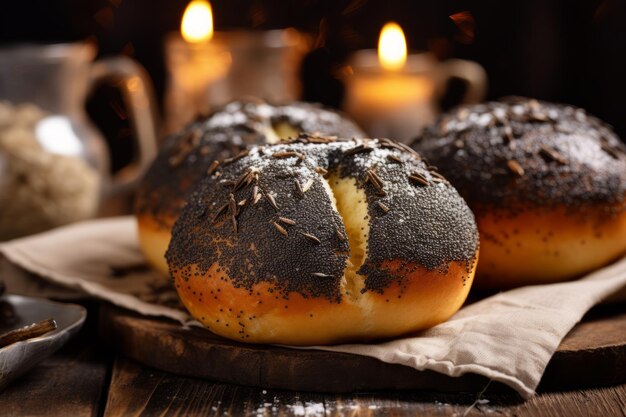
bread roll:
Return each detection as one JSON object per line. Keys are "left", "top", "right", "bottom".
{"left": 413, "top": 97, "right": 626, "bottom": 288}
{"left": 135, "top": 101, "right": 364, "bottom": 274}
{"left": 166, "top": 136, "right": 479, "bottom": 345}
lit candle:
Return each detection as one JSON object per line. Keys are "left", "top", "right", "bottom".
{"left": 343, "top": 22, "right": 438, "bottom": 142}
{"left": 181, "top": 0, "right": 214, "bottom": 43}
{"left": 164, "top": 0, "right": 311, "bottom": 134}
{"left": 164, "top": 0, "right": 231, "bottom": 133}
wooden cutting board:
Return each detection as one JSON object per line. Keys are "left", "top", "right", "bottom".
{"left": 99, "top": 302, "right": 626, "bottom": 394}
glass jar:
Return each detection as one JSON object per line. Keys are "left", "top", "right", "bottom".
{"left": 0, "top": 42, "right": 159, "bottom": 240}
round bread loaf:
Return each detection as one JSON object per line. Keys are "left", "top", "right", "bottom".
{"left": 135, "top": 101, "right": 364, "bottom": 274}
{"left": 166, "top": 135, "right": 479, "bottom": 345}
{"left": 413, "top": 97, "right": 626, "bottom": 288}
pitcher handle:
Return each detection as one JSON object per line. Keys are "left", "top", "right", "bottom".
{"left": 440, "top": 59, "right": 488, "bottom": 105}
{"left": 90, "top": 57, "right": 160, "bottom": 195}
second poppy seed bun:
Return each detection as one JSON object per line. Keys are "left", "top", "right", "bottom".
{"left": 166, "top": 136, "right": 479, "bottom": 345}
{"left": 135, "top": 100, "right": 364, "bottom": 274}
{"left": 413, "top": 97, "right": 626, "bottom": 288}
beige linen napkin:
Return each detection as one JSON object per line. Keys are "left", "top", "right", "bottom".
{"left": 1, "top": 216, "right": 625, "bottom": 399}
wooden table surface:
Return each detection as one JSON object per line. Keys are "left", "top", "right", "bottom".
{"left": 1, "top": 302, "right": 625, "bottom": 417}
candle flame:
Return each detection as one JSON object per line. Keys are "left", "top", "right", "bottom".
{"left": 378, "top": 22, "right": 407, "bottom": 71}
{"left": 181, "top": 0, "right": 213, "bottom": 43}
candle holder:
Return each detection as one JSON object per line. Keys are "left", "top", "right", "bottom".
{"left": 164, "top": 29, "right": 310, "bottom": 134}
{"left": 164, "top": 33, "right": 230, "bottom": 134}
{"left": 343, "top": 50, "right": 487, "bottom": 142}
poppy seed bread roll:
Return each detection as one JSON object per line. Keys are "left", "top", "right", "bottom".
{"left": 413, "top": 97, "right": 626, "bottom": 289}
{"left": 135, "top": 100, "right": 364, "bottom": 274}
{"left": 166, "top": 135, "right": 479, "bottom": 345}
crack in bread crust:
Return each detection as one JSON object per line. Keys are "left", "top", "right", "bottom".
{"left": 325, "top": 175, "right": 368, "bottom": 302}
{"left": 167, "top": 137, "right": 479, "bottom": 302}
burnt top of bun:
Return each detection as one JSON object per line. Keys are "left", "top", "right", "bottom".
{"left": 167, "top": 139, "right": 351, "bottom": 302}
{"left": 167, "top": 135, "right": 478, "bottom": 302}
{"left": 412, "top": 97, "right": 626, "bottom": 214}
{"left": 135, "top": 100, "right": 364, "bottom": 228}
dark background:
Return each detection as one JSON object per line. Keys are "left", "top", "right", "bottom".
{"left": 1, "top": 0, "right": 625, "bottom": 170}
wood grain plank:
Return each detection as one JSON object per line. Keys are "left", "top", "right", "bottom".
{"left": 324, "top": 384, "right": 626, "bottom": 417}
{"left": 104, "top": 357, "right": 328, "bottom": 417}
{"left": 473, "top": 384, "right": 626, "bottom": 417}
{"left": 103, "top": 356, "right": 626, "bottom": 417}
{"left": 325, "top": 390, "right": 492, "bottom": 417}
{"left": 104, "top": 357, "right": 228, "bottom": 417}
